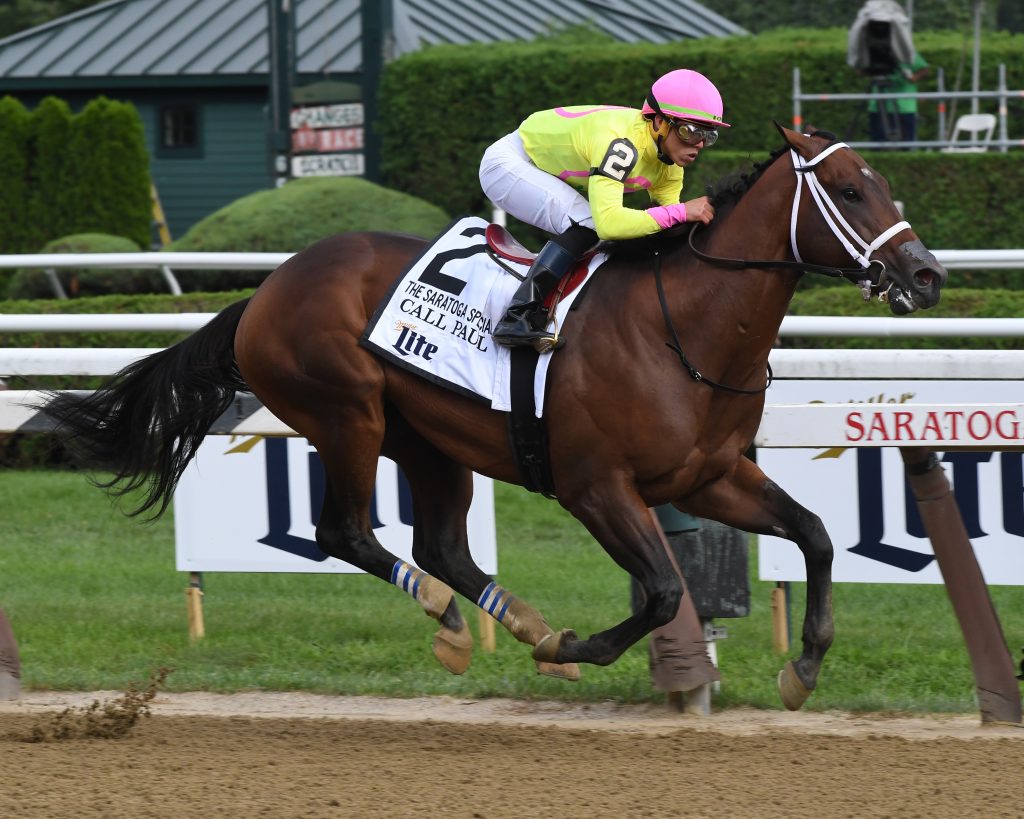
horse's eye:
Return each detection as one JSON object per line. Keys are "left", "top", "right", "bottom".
{"left": 841, "top": 187, "right": 860, "bottom": 202}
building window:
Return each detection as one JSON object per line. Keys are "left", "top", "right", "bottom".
{"left": 158, "top": 105, "right": 202, "bottom": 157}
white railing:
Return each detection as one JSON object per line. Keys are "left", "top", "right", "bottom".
{"left": 0, "top": 252, "right": 292, "bottom": 299}
{"left": 0, "top": 249, "right": 1017, "bottom": 272}
{"left": 1, "top": 314, "right": 1023, "bottom": 338}
{"left": 1, "top": 347, "right": 1023, "bottom": 380}
{"left": 1, "top": 248, "right": 1022, "bottom": 444}
{"left": 0, "top": 247, "right": 1021, "bottom": 300}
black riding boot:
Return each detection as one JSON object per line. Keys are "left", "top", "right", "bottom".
{"left": 492, "top": 240, "right": 578, "bottom": 352}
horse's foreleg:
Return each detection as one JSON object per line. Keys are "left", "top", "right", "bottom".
{"left": 538, "top": 478, "right": 705, "bottom": 671}
{"left": 682, "top": 456, "right": 834, "bottom": 710}
{"left": 388, "top": 426, "right": 579, "bottom": 680}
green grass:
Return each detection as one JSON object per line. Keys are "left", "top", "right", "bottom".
{"left": 1, "top": 470, "right": 1022, "bottom": 713}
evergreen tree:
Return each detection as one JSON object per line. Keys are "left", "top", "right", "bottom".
{"left": 25, "top": 95, "right": 71, "bottom": 251}
{"left": 61, "top": 96, "right": 151, "bottom": 248}
{"left": 0, "top": 96, "right": 30, "bottom": 253}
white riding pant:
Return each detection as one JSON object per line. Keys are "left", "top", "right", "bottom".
{"left": 478, "top": 131, "right": 595, "bottom": 236}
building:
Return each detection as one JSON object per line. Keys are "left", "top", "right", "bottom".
{"left": 0, "top": 0, "right": 745, "bottom": 240}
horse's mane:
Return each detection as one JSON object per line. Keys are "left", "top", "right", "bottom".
{"left": 704, "top": 145, "right": 790, "bottom": 211}
{"left": 604, "top": 146, "right": 787, "bottom": 259}
{"left": 705, "top": 129, "right": 838, "bottom": 210}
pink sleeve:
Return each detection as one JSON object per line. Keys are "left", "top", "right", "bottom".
{"left": 646, "top": 203, "right": 687, "bottom": 230}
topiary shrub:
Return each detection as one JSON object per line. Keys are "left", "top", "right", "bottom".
{"left": 24, "top": 96, "right": 73, "bottom": 255}
{"left": 59, "top": 97, "right": 152, "bottom": 249}
{"left": 7, "top": 233, "right": 166, "bottom": 300}
{"left": 167, "top": 176, "right": 452, "bottom": 291}
{"left": 0, "top": 96, "right": 30, "bottom": 254}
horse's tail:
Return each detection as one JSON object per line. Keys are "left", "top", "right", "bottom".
{"left": 40, "top": 298, "right": 251, "bottom": 518}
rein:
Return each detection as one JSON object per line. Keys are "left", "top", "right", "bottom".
{"left": 653, "top": 251, "right": 773, "bottom": 395}
{"left": 658, "top": 140, "right": 911, "bottom": 395}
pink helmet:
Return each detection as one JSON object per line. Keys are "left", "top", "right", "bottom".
{"left": 642, "top": 69, "right": 730, "bottom": 128}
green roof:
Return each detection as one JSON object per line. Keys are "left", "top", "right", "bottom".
{"left": 0, "top": 0, "right": 746, "bottom": 88}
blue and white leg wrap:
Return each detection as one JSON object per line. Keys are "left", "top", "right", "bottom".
{"left": 478, "top": 581, "right": 514, "bottom": 623}
{"left": 390, "top": 560, "right": 425, "bottom": 601}
{"left": 390, "top": 560, "right": 453, "bottom": 619}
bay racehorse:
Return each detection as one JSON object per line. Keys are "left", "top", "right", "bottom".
{"left": 41, "top": 125, "right": 946, "bottom": 709}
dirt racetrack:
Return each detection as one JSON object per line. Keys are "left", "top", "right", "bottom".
{"left": 2, "top": 691, "right": 1023, "bottom": 818}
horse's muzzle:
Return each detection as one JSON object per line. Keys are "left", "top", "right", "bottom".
{"left": 889, "top": 240, "right": 947, "bottom": 315}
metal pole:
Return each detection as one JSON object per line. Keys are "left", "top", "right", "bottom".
{"left": 267, "top": 0, "right": 295, "bottom": 187}
{"left": 361, "top": 0, "right": 393, "bottom": 184}
{"left": 792, "top": 66, "right": 802, "bottom": 132}
{"left": 901, "top": 448, "right": 1022, "bottom": 725}
{"left": 936, "top": 67, "right": 946, "bottom": 143}
{"left": 998, "top": 63, "right": 1008, "bottom": 154}
{"left": 971, "top": 0, "right": 983, "bottom": 116}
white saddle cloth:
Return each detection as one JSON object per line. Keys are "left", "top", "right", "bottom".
{"left": 361, "top": 216, "right": 604, "bottom": 416}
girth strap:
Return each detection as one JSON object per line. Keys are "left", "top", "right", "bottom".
{"left": 506, "top": 346, "right": 557, "bottom": 498}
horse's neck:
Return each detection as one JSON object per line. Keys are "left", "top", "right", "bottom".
{"left": 697, "top": 160, "right": 803, "bottom": 326}
{"left": 712, "top": 158, "right": 798, "bottom": 267}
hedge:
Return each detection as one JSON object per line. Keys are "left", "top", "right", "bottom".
{"left": 59, "top": 97, "right": 151, "bottom": 249}
{"left": 0, "top": 94, "right": 151, "bottom": 253}
{"left": 166, "top": 176, "right": 452, "bottom": 291}
{"left": 24, "top": 96, "right": 72, "bottom": 255}
{"left": 0, "top": 97, "right": 30, "bottom": 253}
{"left": 377, "top": 28, "right": 1024, "bottom": 254}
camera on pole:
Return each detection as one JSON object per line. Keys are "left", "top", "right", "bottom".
{"left": 848, "top": 1, "right": 917, "bottom": 142}
{"left": 848, "top": 0, "right": 915, "bottom": 80}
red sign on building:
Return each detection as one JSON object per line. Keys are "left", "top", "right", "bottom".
{"left": 290, "top": 102, "right": 364, "bottom": 178}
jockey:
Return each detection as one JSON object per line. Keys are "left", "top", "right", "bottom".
{"left": 479, "top": 68, "right": 729, "bottom": 351}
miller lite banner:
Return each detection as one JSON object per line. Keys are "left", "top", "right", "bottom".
{"left": 174, "top": 436, "right": 497, "bottom": 574}
{"left": 759, "top": 380, "right": 1024, "bottom": 584}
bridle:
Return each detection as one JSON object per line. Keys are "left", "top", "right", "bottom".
{"left": 687, "top": 141, "right": 912, "bottom": 300}
{"left": 788, "top": 142, "right": 911, "bottom": 300}
{"left": 660, "top": 140, "right": 912, "bottom": 394}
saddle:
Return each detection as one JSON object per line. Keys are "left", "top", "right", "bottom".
{"left": 484, "top": 223, "right": 536, "bottom": 265}
{"left": 484, "top": 224, "right": 594, "bottom": 310}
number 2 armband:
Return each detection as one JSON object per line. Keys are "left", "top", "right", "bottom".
{"left": 593, "top": 138, "right": 638, "bottom": 183}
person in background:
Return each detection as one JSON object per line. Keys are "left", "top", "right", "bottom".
{"left": 868, "top": 51, "right": 929, "bottom": 145}
{"left": 478, "top": 69, "right": 728, "bottom": 352}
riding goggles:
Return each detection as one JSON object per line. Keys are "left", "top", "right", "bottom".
{"left": 671, "top": 120, "right": 719, "bottom": 147}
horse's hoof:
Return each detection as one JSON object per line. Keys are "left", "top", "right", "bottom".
{"left": 531, "top": 628, "right": 577, "bottom": 664}
{"left": 432, "top": 625, "right": 473, "bottom": 675}
{"left": 535, "top": 660, "right": 581, "bottom": 681}
{"left": 777, "top": 661, "right": 813, "bottom": 711}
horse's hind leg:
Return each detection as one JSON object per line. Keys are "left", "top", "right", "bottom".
{"left": 385, "top": 421, "right": 579, "bottom": 680}
{"left": 681, "top": 456, "right": 834, "bottom": 710}
{"left": 314, "top": 451, "right": 474, "bottom": 675}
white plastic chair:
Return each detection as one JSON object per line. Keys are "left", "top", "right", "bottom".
{"left": 942, "top": 113, "right": 997, "bottom": 153}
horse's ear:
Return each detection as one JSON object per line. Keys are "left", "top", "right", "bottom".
{"left": 773, "top": 120, "right": 817, "bottom": 160}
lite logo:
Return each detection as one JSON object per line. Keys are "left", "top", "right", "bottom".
{"left": 256, "top": 438, "right": 414, "bottom": 561}
{"left": 850, "top": 449, "right": 1024, "bottom": 571}
{"left": 392, "top": 324, "right": 438, "bottom": 361}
